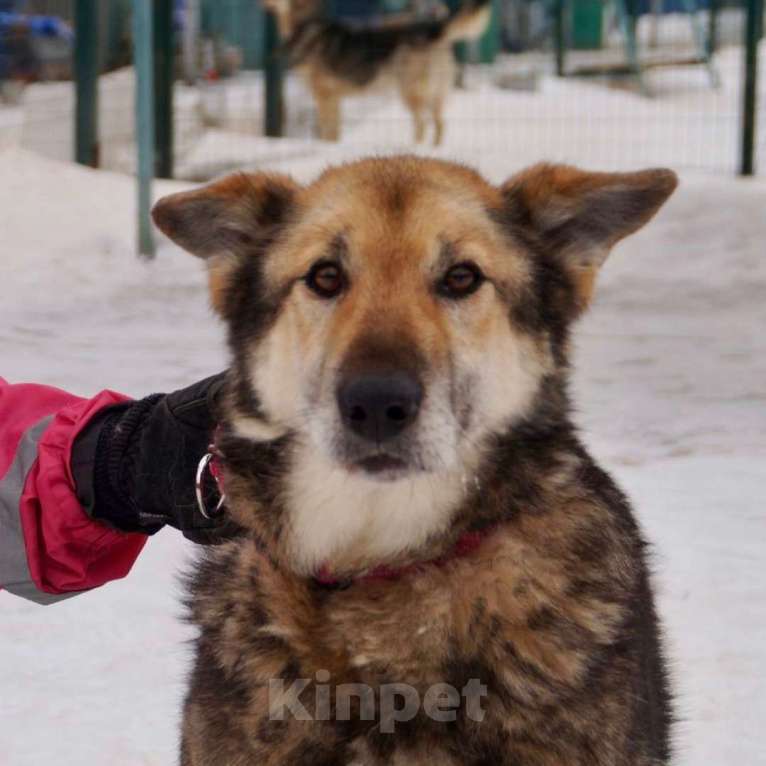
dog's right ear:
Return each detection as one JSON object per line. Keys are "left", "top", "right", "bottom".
{"left": 152, "top": 172, "right": 298, "bottom": 260}
{"left": 152, "top": 172, "right": 299, "bottom": 315}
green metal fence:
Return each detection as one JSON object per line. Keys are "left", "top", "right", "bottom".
{"left": 2, "top": 0, "right": 762, "bottom": 182}
{"left": 741, "top": 0, "right": 763, "bottom": 173}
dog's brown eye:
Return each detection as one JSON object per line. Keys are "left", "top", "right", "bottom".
{"left": 439, "top": 262, "right": 484, "bottom": 299}
{"left": 306, "top": 261, "right": 346, "bottom": 298}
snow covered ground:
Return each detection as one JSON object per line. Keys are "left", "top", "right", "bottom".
{"left": 1, "top": 59, "right": 765, "bottom": 765}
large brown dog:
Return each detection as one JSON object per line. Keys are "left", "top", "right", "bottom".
{"left": 266, "top": 0, "right": 491, "bottom": 144}
{"left": 153, "top": 156, "right": 677, "bottom": 765}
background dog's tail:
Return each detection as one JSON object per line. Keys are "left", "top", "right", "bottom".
{"left": 442, "top": 0, "right": 492, "bottom": 43}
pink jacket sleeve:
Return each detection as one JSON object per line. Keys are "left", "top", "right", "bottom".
{"left": 0, "top": 378, "right": 148, "bottom": 604}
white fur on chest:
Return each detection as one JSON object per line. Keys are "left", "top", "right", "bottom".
{"left": 283, "top": 442, "right": 468, "bottom": 575}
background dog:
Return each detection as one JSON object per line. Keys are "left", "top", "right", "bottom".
{"left": 265, "top": 0, "right": 491, "bottom": 143}
{"left": 153, "top": 155, "right": 677, "bottom": 765}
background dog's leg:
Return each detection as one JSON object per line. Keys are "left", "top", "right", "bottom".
{"left": 308, "top": 74, "right": 342, "bottom": 142}
{"left": 402, "top": 88, "right": 427, "bottom": 144}
{"left": 316, "top": 92, "right": 341, "bottom": 141}
{"left": 412, "top": 107, "right": 427, "bottom": 144}
{"left": 432, "top": 99, "right": 445, "bottom": 146}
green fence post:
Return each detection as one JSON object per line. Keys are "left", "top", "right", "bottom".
{"left": 264, "top": 9, "right": 284, "bottom": 137}
{"left": 153, "top": 0, "right": 174, "bottom": 178}
{"left": 554, "top": 0, "right": 567, "bottom": 77}
{"left": 182, "top": 0, "right": 200, "bottom": 84}
{"left": 133, "top": 0, "right": 156, "bottom": 257}
{"left": 707, "top": 0, "right": 719, "bottom": 57}
{"left": 571, "top": 0, "right": 603, "bottom": 49}
{"left": 478, "top": 0, "right": 501, "bottom": 63}
{"left": 740, "top": 0, "right": 763, "bottom": 175}
{"left": 74, "top": 0, "right": 100, "bottom": 167}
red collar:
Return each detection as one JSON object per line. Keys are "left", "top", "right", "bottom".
{"left": 201, "top": 446, "right": 497, "bottom": 589}
{"left": 313, "top": 525, "right": 497, "bottom": 589}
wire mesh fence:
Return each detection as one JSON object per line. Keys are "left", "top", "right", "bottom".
{"left": 0, "top": 0, "right": 763, "bottom": 180}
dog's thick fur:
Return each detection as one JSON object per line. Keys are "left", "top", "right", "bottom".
{"left": 153, "top": 156, "right": 678, "bottom": 765}
{"left": 266, "top": 0, "right": 491, "bottom": 144}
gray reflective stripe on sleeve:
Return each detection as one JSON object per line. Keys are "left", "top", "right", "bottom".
{"left": 0, "top": 415, "right": 81, "bottom": 605}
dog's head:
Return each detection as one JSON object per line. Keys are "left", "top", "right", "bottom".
{"left": 154, "top": 157, "right": 676, "bottom": 570}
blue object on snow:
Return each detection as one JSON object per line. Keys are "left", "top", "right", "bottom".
{"left": 0, "top": 11, "right": 73, "bottom": 41}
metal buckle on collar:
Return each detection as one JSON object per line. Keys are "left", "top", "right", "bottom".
{"left": 195, "top": 450, "right": 226, "bottom": 520}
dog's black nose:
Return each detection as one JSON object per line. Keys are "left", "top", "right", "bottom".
{"left": 337, "top": 372, "right": 423, "bottom": 443}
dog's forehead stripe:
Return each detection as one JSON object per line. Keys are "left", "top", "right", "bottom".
{"left": 264, "top": 160, "right": 530, "bottom": 289}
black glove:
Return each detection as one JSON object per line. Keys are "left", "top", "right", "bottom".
{"left": 71, "top": 373, "right": 242, "bottom": 544}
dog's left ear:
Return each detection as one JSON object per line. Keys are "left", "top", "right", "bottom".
{"left": 501, "top": 164, "right": 678, "bottom": 311}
